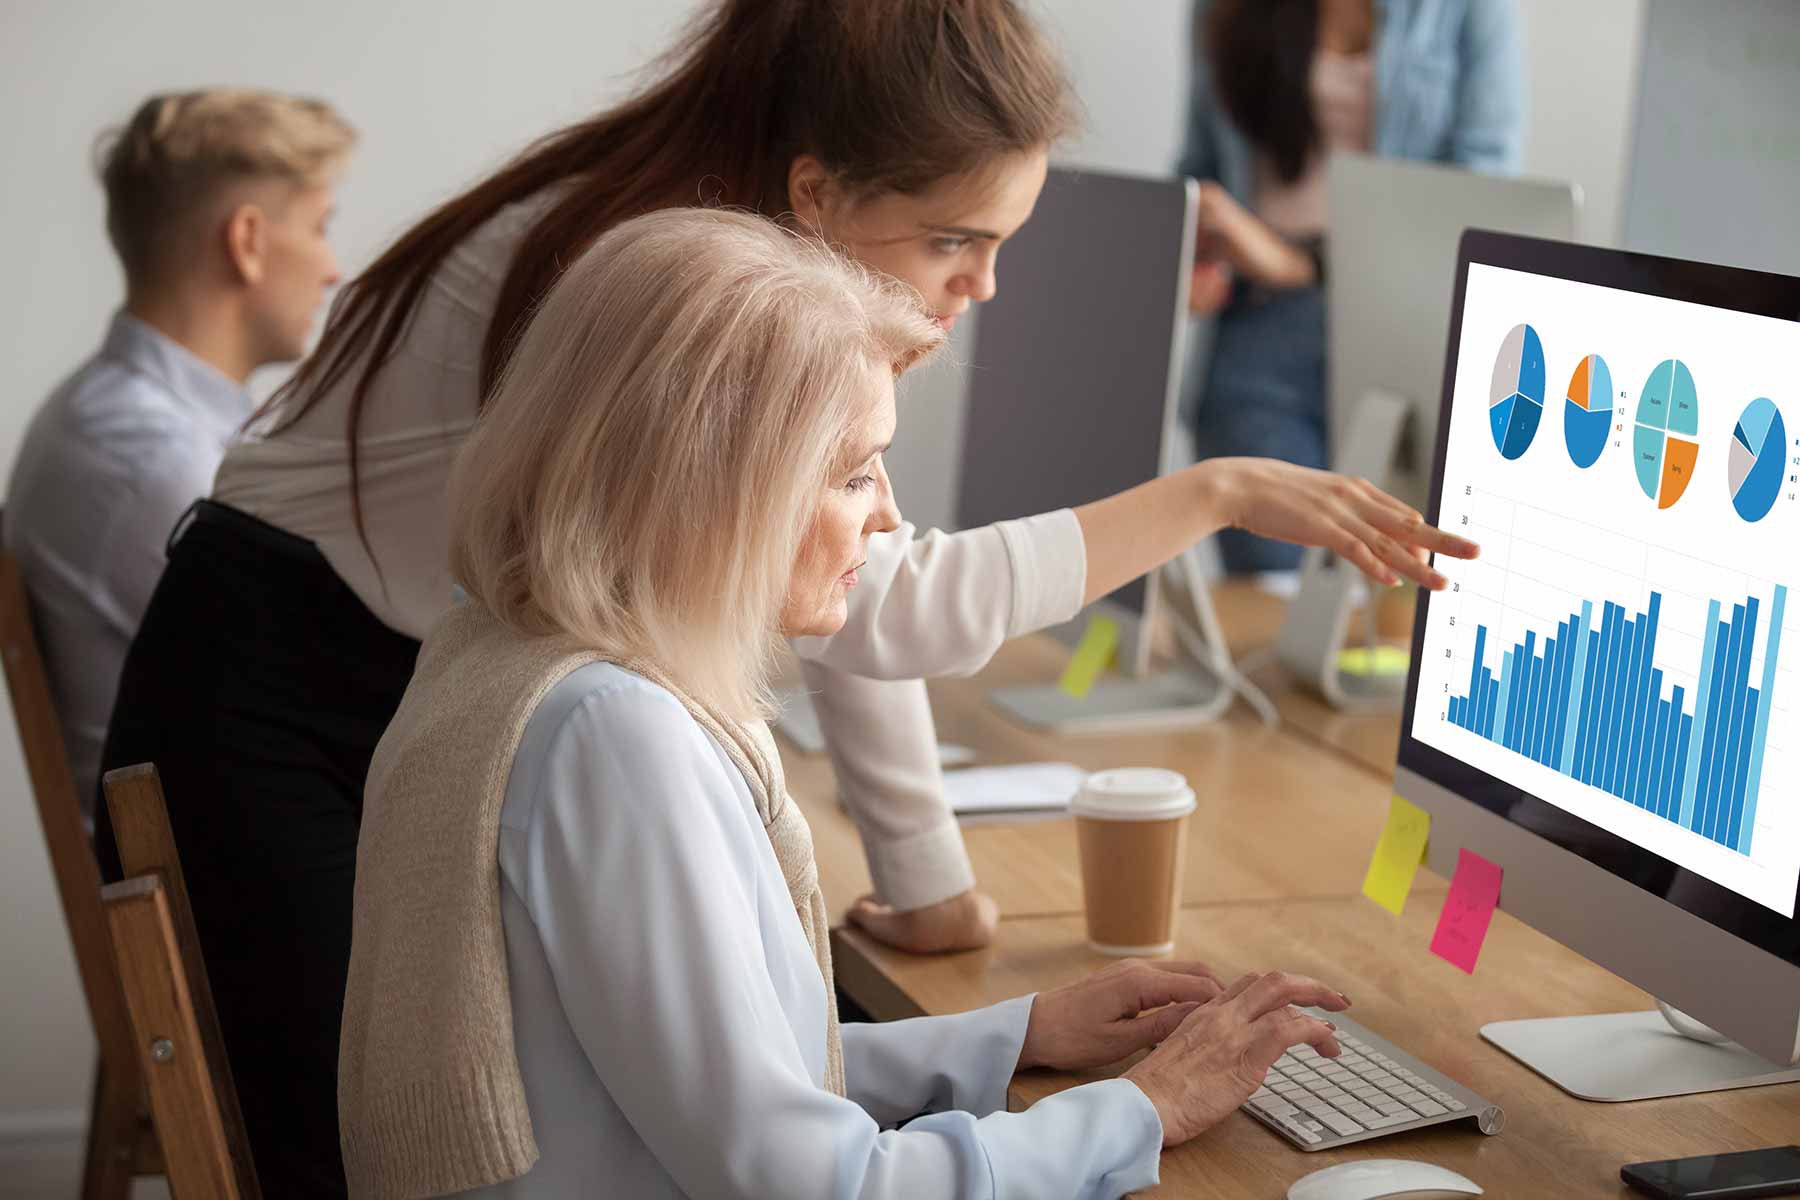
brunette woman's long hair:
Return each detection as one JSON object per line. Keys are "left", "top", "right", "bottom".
{"left": 1206, "top": 0, "right": 1321, "bottom": 185}
{"left": 261, "top": 0, "right": 1073, "bottom": 562}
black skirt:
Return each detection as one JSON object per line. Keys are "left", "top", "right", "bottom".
{"left": 95, "top": 500, "right": 420, "bottom": 1198}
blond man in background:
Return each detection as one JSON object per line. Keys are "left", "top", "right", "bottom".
{"left": 5, "top": 88, "right": 354, "bottom": 819}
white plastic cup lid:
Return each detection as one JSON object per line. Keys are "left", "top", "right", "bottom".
{"left": 1070, "top": 767, "right": 1196, "bottom": 821}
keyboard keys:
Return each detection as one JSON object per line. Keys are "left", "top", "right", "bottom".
{"left": 1275, "top": 1116, "right": 1323, "bottom": 1145}
{"left": 1246, "top": 1014, "right": 1499, "bottom": 1150}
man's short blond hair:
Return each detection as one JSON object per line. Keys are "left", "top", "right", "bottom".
{"left": 449, "top": 208, "right": 943, "bottom": 719}
{"left": 97, "top": 88, "right": 356, "bottom": 287}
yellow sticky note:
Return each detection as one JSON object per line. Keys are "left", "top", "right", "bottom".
{"left": 1338, "top": 644, "right": 1411, "bottom": 677}
{"left": 1058, "top": 616, "right": 1120, "bottom": 699}
{"left": 1362, "top": 794, "right": 1430, "bottom": 916}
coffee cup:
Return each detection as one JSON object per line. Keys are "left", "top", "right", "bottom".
{"left": 1071, "top": 767, "right": 1195, "bottom": 956}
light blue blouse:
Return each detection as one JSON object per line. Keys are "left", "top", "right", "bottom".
{"left": 460, "top": 662, "right": 1164, "bottom": 1199}
{"left": 1177, "top": 0, "right": 1527, "bottom": 197}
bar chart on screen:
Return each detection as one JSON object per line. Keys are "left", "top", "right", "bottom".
{"left": 1446, "top": 583, "right": 1784, "bottom": 856}
{"left": 1420, "top": 483, "right": 1800, "bottom": 914}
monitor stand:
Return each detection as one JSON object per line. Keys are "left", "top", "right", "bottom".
{"left": 1481, "top": 1003, "right": 1800, "bottom": 1102}
{"left": 988, "top": 549, "right": 1238, "bottom": 735}
{"left": 1278, "top": 388, "right": 1412, "bottom": 711}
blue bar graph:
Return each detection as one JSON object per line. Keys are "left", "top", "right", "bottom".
{"left": 1448, "top": 585, "right": 1786, "bottom": 855}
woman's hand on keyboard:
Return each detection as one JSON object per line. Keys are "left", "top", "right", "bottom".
{"left": 1122, "top": 970, "right": 1351, "bottom": 1148}
{"left": 1015, "top": 958, "right": 1224, "bottom": 1072}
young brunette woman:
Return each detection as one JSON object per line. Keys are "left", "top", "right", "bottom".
{"left": 96, "top": 2, "right": 1475, "bottom": 1191}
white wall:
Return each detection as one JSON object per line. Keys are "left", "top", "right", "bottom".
{"left": 1516, "top": 0, "right": 1647, "bottom": 247}
{"left": 0, "top": 0, "right": 1649, "bottom": 1137}
{"left": 1624, "top": 0, "right": 1800, "bottom": 275}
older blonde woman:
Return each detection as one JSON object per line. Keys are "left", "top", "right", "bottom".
{"left": 340, "top": 209, "right": 1472, "bottom": 1198}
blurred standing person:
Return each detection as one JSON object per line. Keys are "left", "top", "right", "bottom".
{"left": 1178, "top": 0, "right": 1524, "bottom": 573}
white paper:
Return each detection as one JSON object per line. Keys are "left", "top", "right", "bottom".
{"left": 942, "top": 762, "right": 1087, "bottom": 816}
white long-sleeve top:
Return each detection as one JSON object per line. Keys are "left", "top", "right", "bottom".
{"left": 461, "top": 661, "right": 1162, "bottom": 1200}
{"left": 212, "top": 194, "right": 1088, "bottom": 909}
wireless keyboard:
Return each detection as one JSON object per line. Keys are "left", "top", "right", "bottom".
{"left": 1243, "top": 1008, "right": 1506, "bottom": 1150}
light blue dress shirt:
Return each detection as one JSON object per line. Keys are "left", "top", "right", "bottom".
{"left": 4, "top": 311, "right": 249, "bottom": 815}
{"left": 463, "top": 662, "right": 1164, "bottom": 1199}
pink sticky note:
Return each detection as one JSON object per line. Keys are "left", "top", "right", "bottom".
{"left": 1430, "top": 849, "right": 1503, "bottom": 974}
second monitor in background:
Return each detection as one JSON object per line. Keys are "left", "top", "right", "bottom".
{"left": 957, "top": 165, "right": 1233, "bottom": 733}
{"left": 1280, "top": 155, "right": 1581, "bottom": 710}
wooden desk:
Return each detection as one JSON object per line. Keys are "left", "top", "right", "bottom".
{"left": 1211, "top": 578, "right": 1414, "bottom": 782}
{"left": 784, "top": 633, "right": 1430, "bottom": 925}
{"left": 836, "top": 898, "right": 1800, "bottom": 1197}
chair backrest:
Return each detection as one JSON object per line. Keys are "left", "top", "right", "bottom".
{"left": 0, "top": 516, "right": 142, "bottom": 1101}
{"left": 103, "top": 764, "right": 260, "bottom": 1200}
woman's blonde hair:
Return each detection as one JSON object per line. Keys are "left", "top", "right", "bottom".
{"left": 449, "top": 208, "right": 942, "bottom": 718}
{"left": 98, "top": 88, "right": 356, "bottom": 288}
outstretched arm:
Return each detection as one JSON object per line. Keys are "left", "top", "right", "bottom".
{"left": 794, "top": 458, "right": 1477, "bottom": 682}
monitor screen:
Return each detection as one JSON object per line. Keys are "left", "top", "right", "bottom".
{"left": 1408, "top": 252, "right": 1800, "bottom": 926}
{"left": 956, "top": 167, "right": 1193, "bottom": 630}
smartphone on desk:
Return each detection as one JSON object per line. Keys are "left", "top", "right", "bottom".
{"left": 1622, "top": 1146, "right": 1800, "bottom": 1199}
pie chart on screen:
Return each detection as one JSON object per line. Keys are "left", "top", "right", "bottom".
{"left": 1563, "top": 354, "right": 1613, "bottom": 469}
{"left": 1632, "top": 358, "right": 1699, "bottom": 509}
{"left": 1488, "top": 323, "right": 1546, "bottom": 460}
{"left": 1728, "top": 397, "right": 1785, "bottom": 523}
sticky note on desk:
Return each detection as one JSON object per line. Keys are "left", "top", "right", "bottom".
{"left": 1361, "top": 794, "right": 1430, "bottom": 915}
{"left": 1338, "top": 644, "right": 1411, "bottom": 677}
{"left": 1058, "top": 616, "right": 1119, "bottom": 699}
{"left": 1430, "top": 849, "right": 1504, "bottom": 974}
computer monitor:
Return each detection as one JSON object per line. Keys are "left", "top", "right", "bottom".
{"left": 956, "top": 164, "right": 1192, "bottom": 677}
{"left": 1400, "top": 230, "right": 1800, "bottom": 1101}
{"left": 956, "top": 165, "right": 1233, "bottom": 732}
{"left": 1279, "top": 156, "right": 1582, "bottom": 710}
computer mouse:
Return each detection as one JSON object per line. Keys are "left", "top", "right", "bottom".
{"left": 1287, "top": 1158, "right": 1483, "bottom": 1200}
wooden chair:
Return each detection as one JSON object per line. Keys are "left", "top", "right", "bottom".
{"left": 102, "top": 764, "right": 260, "bottom": 1199}
{"left": 0, "top": 524, "right": 159, "bottom": 1197}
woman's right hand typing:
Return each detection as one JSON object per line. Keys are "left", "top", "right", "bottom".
{"left": 1122, "top": 970, "right": 1350, "bottom": 1147}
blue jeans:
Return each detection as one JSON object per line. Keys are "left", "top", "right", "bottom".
{"left": 1187, "top": 284, "right": 1327, "bottom": 573}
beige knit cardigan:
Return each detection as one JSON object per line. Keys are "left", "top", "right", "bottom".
{"left": 338, "top": 601, "right": 843, "bottom": 1199}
